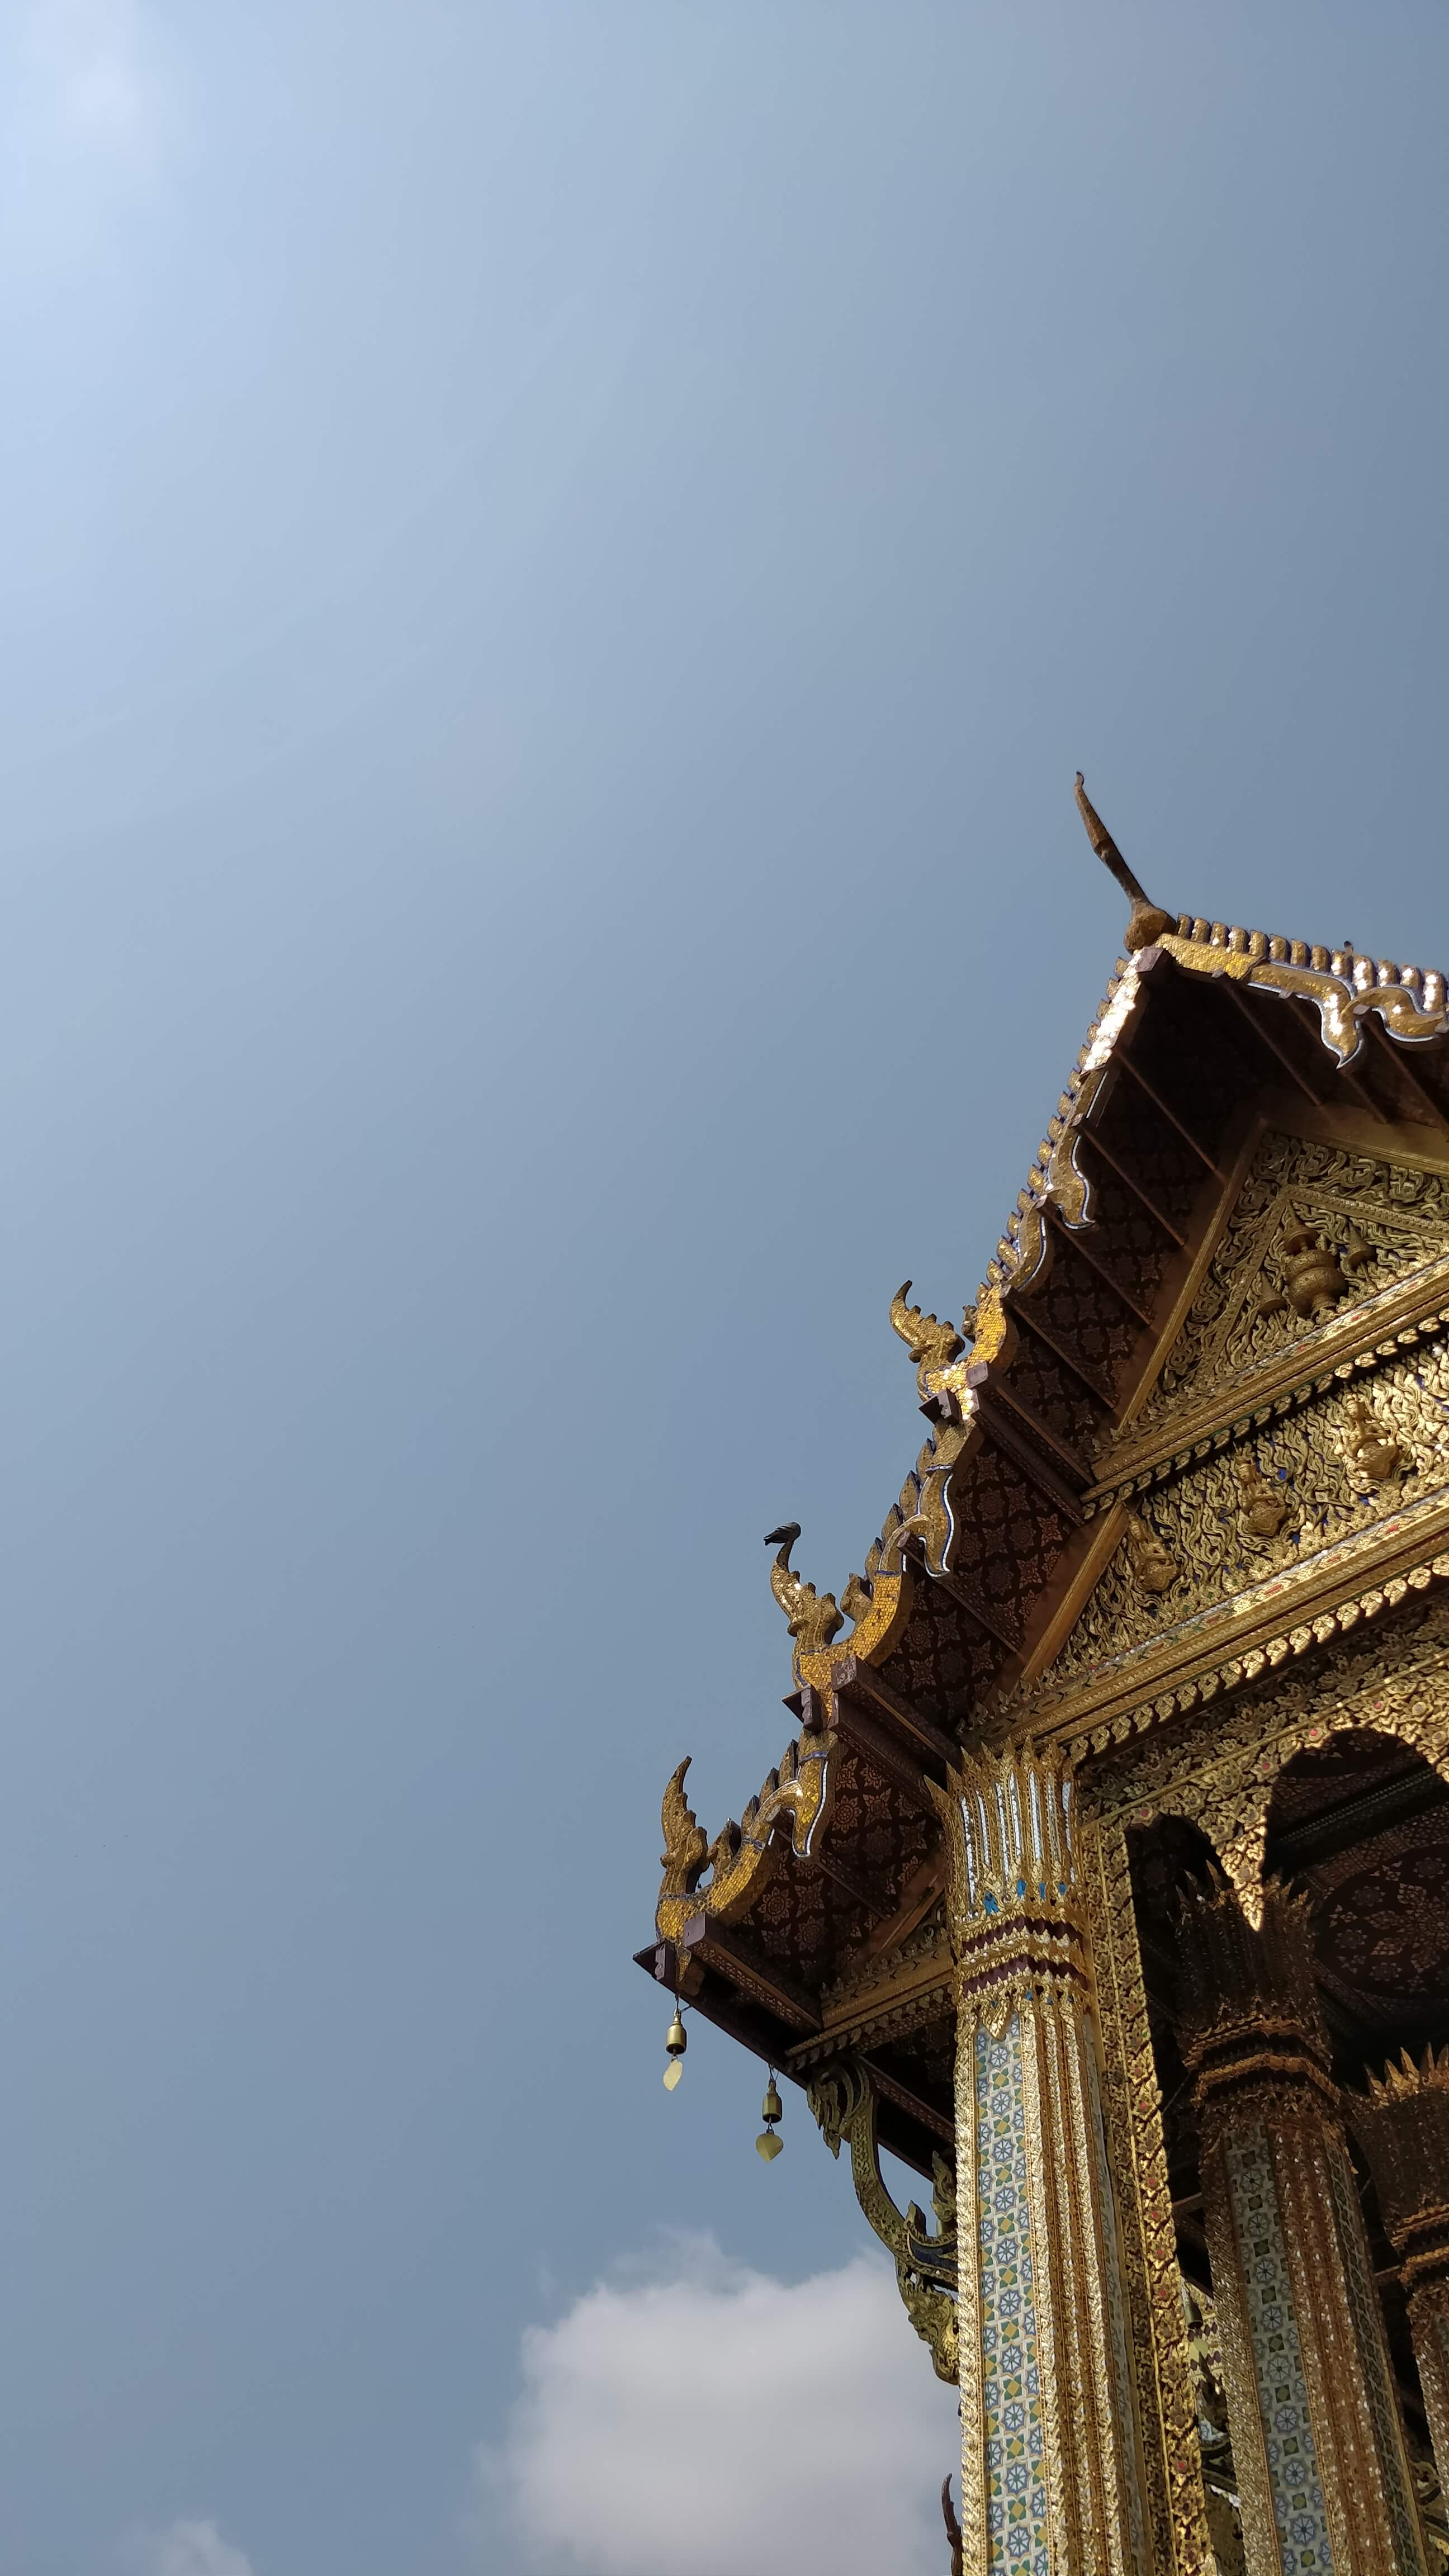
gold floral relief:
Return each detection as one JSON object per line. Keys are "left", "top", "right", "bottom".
{"left": 1112, "top": 1125, "right": 1449, "bottom": 1451}
{"left": 1083, "top": 1593, "right": 1449, "bottom": 1921}
{"left": 1039, "top": 1336, "right": 1449, "bottom": 1696}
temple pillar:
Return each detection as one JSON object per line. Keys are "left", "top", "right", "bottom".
{"left": 1353, "top": 2047, "right": 1449, "bottom": 2512}
{"left": 1175, "top": 1879, "right": 1428, "bottom": 2576}
{"left": 939, "top": 1745, "right": 1150, "bottom": 2575}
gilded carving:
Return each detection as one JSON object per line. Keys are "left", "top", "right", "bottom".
{"left": 1266, "top": 1220, "right": 1351, "bottom": 1319}
{"left": 660, "top": 1759, "right": 709, "bottom": 1890}
{"left": 1346, "top": 1391, "right": 1405, "bottom": 1484}
{"left": 1114, "top": 1125, "right": 1449, "bottom": 1451}
{"left": 654, "top": 1726, "right": 834, "bottom": 1950}
{"left": 765, "top": 1522, "right": 844, "bottom": 1654}
{"left": 760, "top": 1514, "right": 924, "bottom": 1696}
{"left": 890, "top": 1280, "right": 965, "bottom": 1391}
{"left": 806, "top": 2055, "right": 958, "bottom": 2383}
{"left": 1034, "top": 1338, "right": 1449, "bottom": 1701}
{"left": 1081, "top": 1590, "right": 1449, "bottom": 1921}
{"left": 1126, "top": 1509, "right": 1179, "bottom": 1594}
{"left": 1174, "top": 1881, "right": 1431, "bottom": 2576}
{"left": 1354, "top": 2046, "right": 1449, "bottom": 2511}
{"left": 1155, "top": 924, "right": 1449, "bottom": 1067}
{"left": 937, "top": 1754, "right": 1167, "bottom": 2574}
{"left": 1083, "top": 1817, "right": 1216, "bottom": 2575}
{"left": 1234, "top": 1447, "right": 1293, "bottom": 1537}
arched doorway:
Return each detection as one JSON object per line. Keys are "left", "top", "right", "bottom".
{"left": 1263, "top": 1727, "right": 1449, "bottom": 2066}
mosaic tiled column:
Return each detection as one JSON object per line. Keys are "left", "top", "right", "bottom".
{"left": 1175, "top": 1880, "right": 1428, "bottom": 2576}
{"left": 939, "top": 1746, "right": 1150, "bottom": 2576}
{"left": 1353, "top": 2047, "right": 1449, "bottom": 2512}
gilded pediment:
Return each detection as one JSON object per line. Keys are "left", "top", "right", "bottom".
{"left": 1018, "top": 1147, "right": 1449, "bottom": 1713}
{"left": 1039, "top": 1348, "right": 1447, "bottom": 1698}
{"left": 1115, "top": 1124, "right": 1449, "bottom": 1451}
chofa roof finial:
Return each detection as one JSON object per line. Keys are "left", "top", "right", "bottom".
{"left": 1074, "top": 773, "right": 1175, "bottom": 951}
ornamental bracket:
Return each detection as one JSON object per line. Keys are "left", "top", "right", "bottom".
{"left": 806, "top": 2053, "right": 958, "bottom": 2384}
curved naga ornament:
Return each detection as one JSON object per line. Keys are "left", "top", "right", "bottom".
{"left": 763, "top": 1518, "right": 918, "bottom": 1692}
{"left": 655, "top": 1731, "right": 834, "bottom": 1953}
{"left": 764, "top": 1523, "right": 844, "bottom": 1654}
{"left": 889, "top": 1281, "right": 966, "bottom": 1394}
{"left": 807, "top": 2056, "right": 958, "bottom": 2383}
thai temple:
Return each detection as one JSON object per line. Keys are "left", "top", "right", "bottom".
{"left": 636, "top": 780, "right": 1449, "bottom": 2575}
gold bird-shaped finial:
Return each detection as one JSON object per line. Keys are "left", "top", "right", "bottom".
{"left": 763, "top": 1523, "right": 844, "bottom": 1653}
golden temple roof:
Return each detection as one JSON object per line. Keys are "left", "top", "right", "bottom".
{"left": 638, "top": 789, "right": 1449, "bottom": 2174}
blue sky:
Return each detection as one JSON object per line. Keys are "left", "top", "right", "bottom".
{"left": 3, "top": 6, "right": 1448, "bottom": 2572}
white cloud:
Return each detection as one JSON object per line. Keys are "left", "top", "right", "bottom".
{"left": 128, "top": 2522, "right": 255, "bottom": 2576}
{"left": 486, "top": 2236, "right": 960, "bottom": 2576}
{"left": 24, "top": 0, "right": 167, "bottom": 161}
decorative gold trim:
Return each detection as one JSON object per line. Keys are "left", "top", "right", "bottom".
{"left": 1409, "top": 2281, "right": 1449, "bottom": 2512}
{"left": 1086, "top": 1590, "right": 1449, "bottom": 1924}
{"left": 1081, "top": 1815, "right": 1215, "bottom": 2574}
{"left": 796, "top": 1557, "right": 915, "bottom": 1690}
{"left": 1094, "top": 1269, "right": 1449, "bottom": 1500}
{"left": 1194, "top": 2059, "right": 1429, "bottom": 2573}
{"left": 1111, "top": 1088, "right": 1449, "bottom": 1447}
{"left": 806, "top": 2057, "right": 958, "bottom": 2384}
{"left": 955, "top": 1997, "right": 987, "bottom": 2573}
{"left": 1259, "top": 1092, "right": 1449, "bottom": 1177}
{"left": 1030, "top": 1523, "right": 1449, "bottom": 1753}
{"left": 655, "top": 1723, "right": 834, "bottom": 1949}
{"left": 1154, "top": 926, "right": 1449, "bottom": 1067}
{"left": 941, "top": 1751, "right": 1168, "bottom": 2573}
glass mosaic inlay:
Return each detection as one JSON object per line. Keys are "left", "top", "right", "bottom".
{"left": 975, "top": 2016, "right": 1050, "bottom": 2574}
{"left": 1223, "top": 2124, "right": 1334, "bottom": 2573}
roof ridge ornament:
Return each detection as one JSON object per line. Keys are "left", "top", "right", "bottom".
{"left": 763, "top": 1523, "right": 844, "bottom": 1652}
{"left": 889, "top": 1281, "right": 966, "bottom": 1379}
{"left": 1074, "top": 771, "right": 1176, "bottom": 951}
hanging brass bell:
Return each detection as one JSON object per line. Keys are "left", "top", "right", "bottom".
{"left": 762, "top": 2076, "right": 782, "bottom": 2123}
{"left": 756, "top": 2072, "right": 783, "bottom": 2160}
{"left": 663, "top": 2006, "right": 687, "bottom": 2090}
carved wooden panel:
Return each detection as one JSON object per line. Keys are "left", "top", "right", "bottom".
{"left": 1122, "top": 1127, "right": 1449, "bottom": 1445}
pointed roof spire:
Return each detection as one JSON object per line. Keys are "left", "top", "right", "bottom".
{"left": 1074, "top": 773, "right": 1175, "bottom": 950}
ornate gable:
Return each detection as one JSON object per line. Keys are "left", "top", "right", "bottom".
{"left": 1121, "top": 1122, "right": 1449, "bottom": 1447}
{"left": 1014, "top": 1117, "right": 1449, "bottom": 1727}
{"left": 638, "top": 806, "right": 1449, "bottom": 2182}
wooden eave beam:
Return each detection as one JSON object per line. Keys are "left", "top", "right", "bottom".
{"left": 862, "top": 2053, "right": 954, "bottom": 2150}
{"left": 690, "top": 1925, "right": 824, "bottom": 2033}
{"left": 930, "top": 1564, "right": 1021, "bottom": 1652}
{"left": 851, "top": 1855, "right": 943, "bottom": 1967}
{"left": 1218, "top": 976, "right": 1327, "bottom": 1105}
{"left": 1227, "top": 972, "right": 1378, "bottom": 1117}
{"left": 845, "top": 1663, "right": 957, "bottom": 1771}
{"left": 1359, "top": 1014, "right": 1449, "bottom": 1138}
{"left": 975, "top": 1389, "right": 1086, "bottom": 1526}
{"left": 834, "top": 1686, "right": 943, "bottom": 1808}
{"left": 1076, "top": 1125, "right": 1188, "bottom": 1247}
{"left": 1044, "top": 1208, "right": 1154, "bottom": 1330}
{"left": 790, "top": 1838, "right": 897, "bottom": 1925}
{"left": 982, "top": 1367, "right": 1095, "bottom": 1482}
{"left": 1116, "top": 1049, "right": 1228, "bottom": 1180}
{"left": 1010, "top": 1299, "right": 1115, "bottom": 1410}
{"left": 633, "top": 1943, "right": 806, "bottom": 2067}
